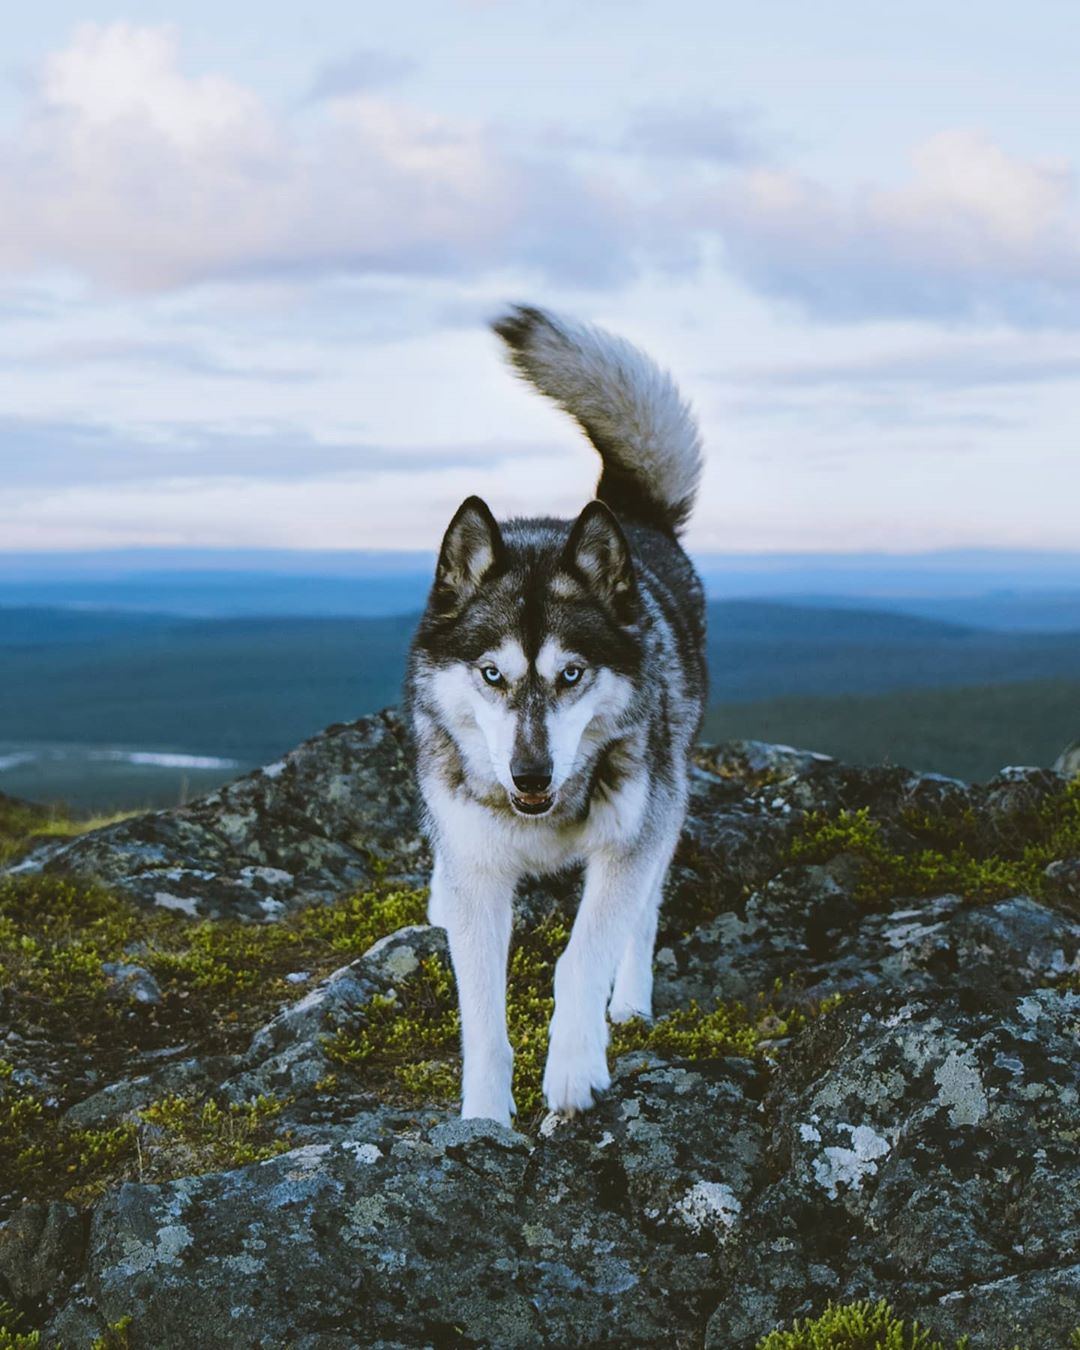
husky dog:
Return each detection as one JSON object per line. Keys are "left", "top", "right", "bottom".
{"left": 405, "top": 305, "right": 706, "bottom": 1125}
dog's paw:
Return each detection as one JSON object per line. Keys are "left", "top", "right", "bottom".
{"left": 542, "top": 1044, "right": 611, "bottom": 1116}
{"left": 607, "top": 997, "right": 652, "bottom": 1025}
{"left": 461, "top": 1080, "right": 516, "bottom": 1129}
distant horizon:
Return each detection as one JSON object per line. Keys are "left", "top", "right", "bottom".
{"left": 2, "top": 547, "right": 1080, "bottom": 626}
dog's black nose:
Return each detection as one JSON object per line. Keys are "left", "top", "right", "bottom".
{"left": 511, "top": 760, "right": 553, "bottom": 794}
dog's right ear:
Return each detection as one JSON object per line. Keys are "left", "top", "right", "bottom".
{"left": 433, "top": 496, "right": 504, "bottom": 612}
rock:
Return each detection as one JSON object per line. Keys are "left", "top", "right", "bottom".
{"left": 0, "top": 1200, "right": 84, "bottom": 1308}
{"left": 658, "top": 879, "right": 1080, "bottom": 1012}
{"left": 101, "top": 963, "right": 162, "bottom": 1006}
{"left": 63, "top": 1056, "right": 239, "bottom": 1130}
{"left": 6, "top": 711, "right": 425, "bottom": 919}
{"left": 2, "top": 709, "right": 1078, "bottom": 1348}
{"left": 52, "top": 1059, "right": 762, "bottom": 1350}
{"left": 1045, "top": 857, "right": 1080, "bottom": 913}
{"left": 693, "top": 739, "right": 835, "bottom": 782}
{"left": 705, "top": 989, "right": 1080, "bottom": 1350}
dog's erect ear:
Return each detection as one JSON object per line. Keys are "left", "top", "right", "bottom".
{"left": 561, "top": 500, "right": 638, "bottom": 622}
{"left": 433, "top": 496, "right": 504, "bottom": 611}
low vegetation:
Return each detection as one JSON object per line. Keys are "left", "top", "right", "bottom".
{"left": 789, "top": 777, "right": 1080, "bottom": 907}
{"left": 753, "top": 1297, "right": 1069, "bottom": 1349}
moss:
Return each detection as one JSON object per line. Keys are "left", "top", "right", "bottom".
{"left": 0, "top": 1076, "right": 293, "bottom": 1211}
{"left": 0, "top": 1081, "right": 138, "bottom": 1209}
{"left": 326, "top": 913, "right": 842, "bottom": 1125}
{"left": 0, "top": 1301, "right": 40, "bottom": 1350}
{"left": 0, "top": 811, "right": 426, "bottom": 1216}
{"left": 138, "top": 1092, "right": 293, "bottom": 1172}
{"left": 0, "top": 866, "right": 429, "bottom": 1072}
{"left": 612, "top": 988, "right": 843, "bottom": 1064}
{"left": 789, "top": 777, "right": 1080, "bottom": 907}
{"left": 90, "top": 1316, "right": 133, "bottom": 1350}
{"left": 292, "top": 885, "right": 427, "bottom": 954}
{"left": 0, "top": 798, "right": 133, "bottom": 867}
{"left": 754, "top": 1298, "right": 1000, "bottom": 1349}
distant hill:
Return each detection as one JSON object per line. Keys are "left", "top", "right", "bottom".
{"left": 2, "top": 547, "right": 1080, "bottom": 630}
{"left": 703, "top": 678, "right": 1080, "bottom": 783}
{"left": 2, "top": 600, "right": 1079, "bottom": 808}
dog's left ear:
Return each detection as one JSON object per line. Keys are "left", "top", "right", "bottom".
{"left": 433, "top": 495, "right": 505, "bottom": 612}
{"left": 561, "top": 500, "right": 638, "bottom": 623}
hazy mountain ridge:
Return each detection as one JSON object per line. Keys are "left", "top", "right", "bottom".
{"left": 2, "top": 600, "right": 1079, "bottom": 808}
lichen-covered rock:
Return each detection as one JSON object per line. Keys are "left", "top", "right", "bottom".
{"left": 3, "top": 709, "right": 1079, "bottom": 1348}
{"left": 7, "top": 712, "right": 424, "bottom": 919}
{"left": 704, "top": 988, "right": 1080, "bottom": 1349}
{"left": 50, "top": 1061, "right": 761, "bottom": 1350}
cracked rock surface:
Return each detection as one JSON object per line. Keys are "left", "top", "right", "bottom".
{"left": 2, "top": 711, "right": 1079, "bottom": 1348}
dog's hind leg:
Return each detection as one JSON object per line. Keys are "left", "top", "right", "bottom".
{"left": 608, "top": 865, "right": 668, "bottom": 1024}
{"left": 432, "top": 852, "right": 517, "bottom": 1127}
{"left": 543, "top": 836, "right": 675, "bottom": 1116}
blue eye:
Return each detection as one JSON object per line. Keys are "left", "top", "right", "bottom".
{"left": 560, "top": 665, "right": 584, "bottom": 686}
{"left": 481, "top": 665, "right": 504, "bottom": 686}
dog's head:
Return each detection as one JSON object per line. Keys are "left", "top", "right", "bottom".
{"left": 413, "top": 496, "right": 642, "bottom": 818}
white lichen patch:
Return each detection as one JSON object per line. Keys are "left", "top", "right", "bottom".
{"left": 882, "top": 918, "right": 946, "bottom": 950}
{"left": 539, "top": 1112, "right": 567, "bottom": 1138}
{"left": 811, "top": 1123, "right": 891, "bottom": 1199}
{"left": 933, "top": 1050, "right": 988, "bottom": 1126}
{"left": 271, "top": 1143, "right": 331, "bottom": 1173}
{"left": 672, "top": 1180, "right": 742, "bottom": 1235}
{"left": 153, "top": 891, "right": 200, "bottom": 917}
{"left": 118, "top": 1221, "right": 194, "bottom": 1275}
{"left": 239, "top": 865, "right": 294, "bottom": 887}
{"left": 798, "top": 1121, "right": 822, "bottom": 1143}
{"left": 342, "top": 1140, "right": 382, "bottom": 1165}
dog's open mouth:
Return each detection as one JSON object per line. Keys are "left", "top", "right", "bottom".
{"left": 511, "top": 791, "right": 554, "bottom": 817}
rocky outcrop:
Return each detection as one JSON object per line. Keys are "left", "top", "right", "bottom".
{"left": 2, "top": 714, "right": 1079, "bottom": 1349}
{"left": 8, "top": 712, "right": 423, "bottom": 920}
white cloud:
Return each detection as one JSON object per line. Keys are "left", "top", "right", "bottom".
{"left": 0, "top": 414, "right": 559, "bottom": 489}
{"left": 704, "top": 130, "right": 1080, "bottom": 324}
{"left": 0, "top": 23, "right": 635, "bottom": 292}
{"left": 721, "top": 338, "right": 1080, "bottom": 391}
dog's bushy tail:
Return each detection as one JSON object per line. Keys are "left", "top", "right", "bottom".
{"left": 493, "top": 304, "right": 703, "bottom": 535}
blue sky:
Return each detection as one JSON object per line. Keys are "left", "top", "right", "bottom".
{"left": 3, "top": 2, "right": 1080, "bottom": 553}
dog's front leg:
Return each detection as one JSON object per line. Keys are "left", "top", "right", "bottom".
{"left": 543, "top": 844, "right": 668, "bottom": 1116}
{"left": 431, "top": 853, "right": 516, "bottom": 1127}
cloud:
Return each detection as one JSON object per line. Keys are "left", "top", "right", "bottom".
{"left": 0, "top": 23, "right": 636, "bottom": 293}
{"left": 0, "top": 414, "right": 559, "bottom": 489}
{"left": 723, "top": 341, "right": 1080, "bottom": 391}
{"left": 702, "top": 130, "right": 1080, "bottom": 324}
{"left": 622, "top": 102, "right": 767, "bottom": 165}
{"left": 4, "top": 338, "right": 315, "bottom": 382}
{"left": 305, "top": 50, "right": 418, "bottom": 102}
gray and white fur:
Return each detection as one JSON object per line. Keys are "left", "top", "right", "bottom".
{"left": 405, "top": 305, "right": 707, "bottom": 1124}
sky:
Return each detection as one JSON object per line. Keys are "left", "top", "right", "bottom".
{"left": 2, "top": 2, "right": 1080, "bottom": 555}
